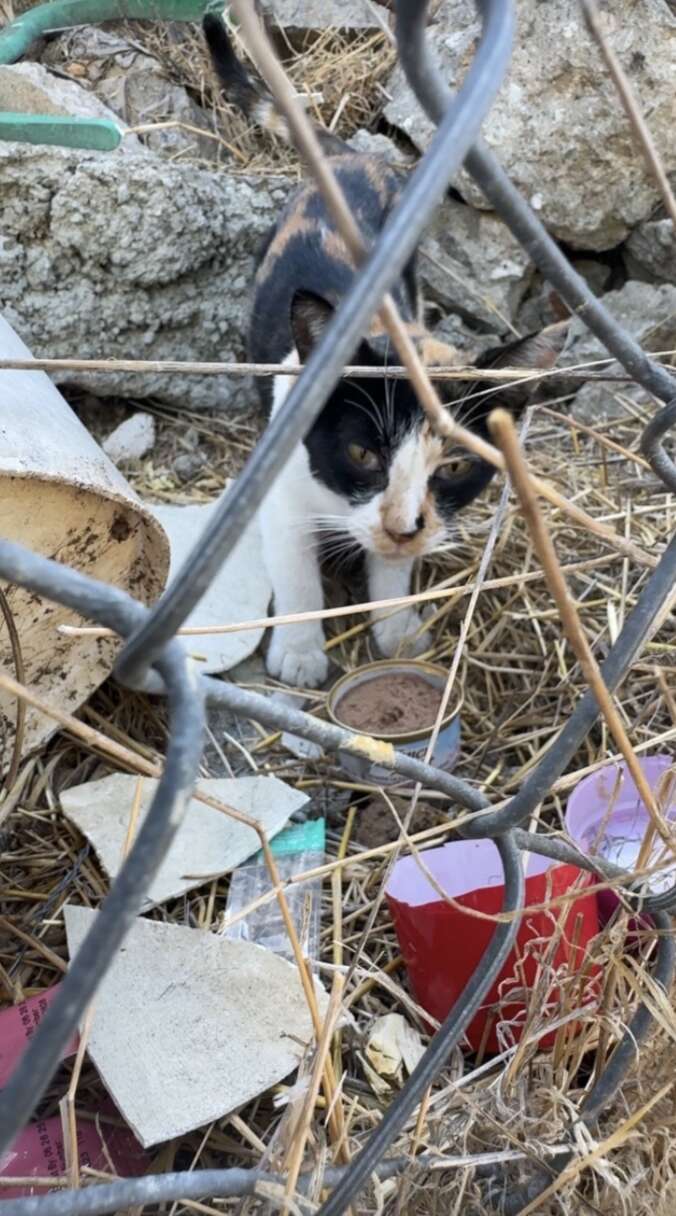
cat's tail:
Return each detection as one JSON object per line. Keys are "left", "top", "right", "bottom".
{"left": 202, "top": 13, "right": 349, "bottom": 156}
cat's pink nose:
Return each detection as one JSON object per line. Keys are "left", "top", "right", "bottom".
{"left": 385, "top": 515, "right": 425, "bottom": 544}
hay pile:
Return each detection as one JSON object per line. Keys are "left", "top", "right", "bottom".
{"left": 0, "top": 7, "right": 674, "bottom": 1213}
{"left": 1, "top": 387, "right": 674, "bottom": 1214}
{"left": 125, "top": 16, "right": 397, "bottom": 174}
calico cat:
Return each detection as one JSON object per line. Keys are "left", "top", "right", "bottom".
{"left": 203, "top": 14, "right": 566, "bottom": 688}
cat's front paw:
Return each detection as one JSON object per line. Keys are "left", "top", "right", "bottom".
{"left": 266, "top": 629, "right": 329, "bottom": 688}
{"left": 372, "top": 609, "right": 432, "bottom": 659}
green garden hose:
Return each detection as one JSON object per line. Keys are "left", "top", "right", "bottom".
{"left": 0, "top": 0, "right": 222, "bottom": 149}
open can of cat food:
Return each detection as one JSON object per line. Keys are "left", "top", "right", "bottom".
{"left": 326, "top": 659, "right": 461, "bottom": 787}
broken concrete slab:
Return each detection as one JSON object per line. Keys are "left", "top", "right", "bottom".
{"left": 385, "top": 0, "right": 676, "bottom": 250}
{"left": 61, "top": 773, "right": 307, "bottom": 908}
{"left": 149, "top": 493, "right": 271, "bottom": 674}
{"left": 419, "top": 197, "right": 533, "bottom": 333}
{"left": 65, "top": 906, "right": 328, "bottom": 1147}
{"left": 261, "top": 0, "right": 390, "bottom": 32}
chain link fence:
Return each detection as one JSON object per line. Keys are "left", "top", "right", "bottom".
{"left": 1, "top": 1, "right": 675, "bottom": 1213}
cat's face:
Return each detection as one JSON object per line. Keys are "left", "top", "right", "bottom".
{"left": 292, "top": 293, "right": 567, "bottom": 562}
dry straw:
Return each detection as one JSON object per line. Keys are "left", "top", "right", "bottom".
{"left": 0, "top": 3, "right": 675, "bottom": 1214}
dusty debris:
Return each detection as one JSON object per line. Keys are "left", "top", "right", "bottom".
{"left": 64, "top": 905, "right": 328, "bottom": 1147}
{"left": 41, "top": 27, "right": 218, "bottom": 163}
{"left": 365, "top": 1012, "right": 425, "bottom": 1087}
{"left": 148, "top": 494, "right": 271, "bottom": 674}
{"left": 60, "top": 772, "right": 307, "bottom": 908}
{"left": 102, "top": 412, "right": 156, "bottom": 464}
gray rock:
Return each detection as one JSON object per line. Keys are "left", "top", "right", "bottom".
{"left": 262, "top": 0, "right": 390, "bottom": 31}
{"left": 0, "top": 61, "right": 143, "bottom": 153}
{"left": 571, "top": 259, "right": 614, "bottom": 298}
{"left": 516, "top": 259, "right": 614, "bottom": 335}
{"left": 624, "top": 218, "right": 676, "bottom": 284}
{"left": 430, "top": 313, "right": 498, "bottom": 360}
{"left": 565, "top": 281, "right": 676, "bottom": 370}
{"left": 384, "top": 0, "right": 676, "bottom": 250}
{"left": 571, "top": 379, "right": 647, "bottom": 425}
{"left": 173, "top": 451, "right": 208, "bottom": 481}
{"left": 41, "top": 28, "right": 218, "bottom": 163}
{"left": 566, "top": 280, "right": 676, "bottom": 416}
{"left": 0, "top": 144, "right": 293, "bottom": 409}
{"left": 419, "top": 198, "right": 533, "bottom": 332}
{"left": 103, "top": 411, "right": 156, "bottom": 462}
{"left": 348, "top": 128, "right": 411, "bottom": 168}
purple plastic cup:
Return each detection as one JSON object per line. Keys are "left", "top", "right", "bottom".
{"left": 565, "top": 755, "right": 676, "bottom": 925}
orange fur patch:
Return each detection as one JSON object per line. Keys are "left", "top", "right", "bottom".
{"left": 419, "top": 336, "right": 462, "bottom": 367}
{"left": 321, "top": 227, "right": 355, "bottom": 269}
{"left": 256, "top": 206, "right": 315, "bottom": 281}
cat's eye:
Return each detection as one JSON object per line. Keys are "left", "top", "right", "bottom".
{"left": 436, "top": 454, "right": 474, "bottom": 481}
{"left": 348, "top": 442, "right": 380, "bottom": 471}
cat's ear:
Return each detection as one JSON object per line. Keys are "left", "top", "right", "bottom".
{"left": 469, "top": 321, "right": 570, "bottom": 419}
{"left": 290, "top": 291, "right": 334, "bottom": 362}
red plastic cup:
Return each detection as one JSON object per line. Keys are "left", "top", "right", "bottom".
{"left": 0, "top": 1111, "right": 148, "bottom": 1198}
{"left": 0, "top": 984, "right": 79, "bottom": 1089}
{"left": 386, "top": 839, "right": 599, "bottom": 1054}
{"left": 565, "top": 755, "right": 676, "bottom": 927}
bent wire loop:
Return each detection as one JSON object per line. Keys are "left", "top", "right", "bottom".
{"left": 0, "top": 1, "right": 674, "bottom": 1213}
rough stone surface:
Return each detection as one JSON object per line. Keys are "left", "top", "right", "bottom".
{"left": 571, "top": 379, "right": 647, "bottom": 425}
{"left": 419, "top": 198, "right": 533, "bottom": 333}
{"left": 384, "top": 0, "right": 676, "bottom": 250}
{"left": 624, "top": 218, "right": 676, "bottom": 284}
{"left": 42, "top": 28, "right": 218, "bottom": 162}
{"left": 0, "top": 61, "right": 143, "bottom": 152}
{"left": 348, "top": 128, "right": 411, "bottom": 168}
{"left": 262, "top": 0, "right": 389, "bottom": 31}
{"left": 0, "top": 144, "right": 293, "bottom": 408}
{"left": 564, "top": 281, "right": 676, "bottom": 369}
{"left": 565, "top": 281, "right": 676, "bottom": 416}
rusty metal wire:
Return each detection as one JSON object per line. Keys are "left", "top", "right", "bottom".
{"left": 0, "top": 1, "right": 674, "bottom": 1213}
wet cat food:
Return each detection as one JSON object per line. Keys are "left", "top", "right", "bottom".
{"left": 334, "top": 672, "right": 444, "bottom": 737}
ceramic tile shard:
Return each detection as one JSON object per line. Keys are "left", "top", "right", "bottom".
{"left": 149, "top": 492, "right": 271, "bottom": 674}
{"left": 64, "top": 906, "right": 327, "bottom": 1146}
{"left": 61, "top": 773, "right": 307, "bottom": 909}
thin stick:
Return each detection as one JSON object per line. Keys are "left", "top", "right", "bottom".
{"left": 581, "top": 0, "right": 676, "bottom": 227}
{"left": 282, "top": 973, "right": 345, "bottom": 1211}
{"left": 52, "top": 553, "right": 621, "bottom": 641}
{"left": 0, "top": 350, "right": 666, "bottom": 382}
{"left": 0, "top": 356, "right": 577, "bottom": 380}
{"left": 489, "top": 408, "right": 675, "bottom": 847}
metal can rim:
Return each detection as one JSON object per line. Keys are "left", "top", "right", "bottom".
{"left": 326, "top": 658, "right": 463, "bottom": 744}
